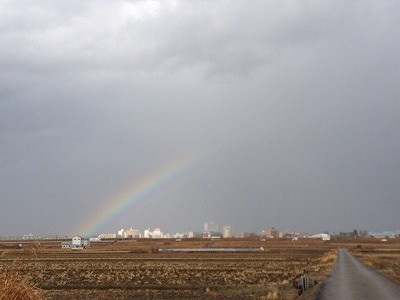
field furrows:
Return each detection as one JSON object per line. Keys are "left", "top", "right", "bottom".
{"left": 0, "top": 240, "right": 342, "bottom": 299}
{"left": 2, "top": 260, "right": 310, "bottom": 287}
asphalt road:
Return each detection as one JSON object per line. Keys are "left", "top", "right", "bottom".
{"left": 317, "top": 248, "right": 400, "bottom": 300}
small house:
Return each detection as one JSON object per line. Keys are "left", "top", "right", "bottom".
{"left": 72, "top": 236, "right": 90, "bottom": 248}
{"left": 61, "top": 241, "right": 72, "bottom": 248}
{"left": 61, "top": 236, "right": 90, "bottom": 249}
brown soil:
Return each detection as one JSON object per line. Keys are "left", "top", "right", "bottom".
{"left": 2, "top": 238, "right": 395, "bottom": 299}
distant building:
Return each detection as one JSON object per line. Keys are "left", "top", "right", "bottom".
{"left": 72, "top": 236, "right": 90, "bottom": 248}
{"left": 204, "top": 221, "right": 218, "bottom": 232}
{"left": 238, "top": 232, "right": 258, "bottom": 238}
{"left": 125, "top": 228, "right": 141, "bottom": 238}
{"left": 22, "top": 233, "right": 34, "bottom": 240}
{"left": 203, "top": 231, "right": 223, "bottom": 238}
{"left": 281, "top": 231, "right": 294, "bottom": 238}
{"left": 223, "top": 226, "right": 232, "bottom": 238}
{"left": 98, "top": 233, "right": 117, "bottom": 239}
{"left": 311, "top": 233, "right": 331, "bottom": 241}
{"left": 174, "top": 233, "right": 187, "bottom": 239}
{"left": 61, "top": 241, "right": 72, "bottom": 248}
{"left": 144, "top": 228, "right": 152, "bottom": 238}
{"left": 152, "top": 228, "right": 163, "bottom": 238}
{"left": 188, "top": 231, "right": 203, "bottom": 238}
{"left": 117, "top": 229, "right": 126, "bottom": 238}
{"left": 369, "top": 231, "right": 397, "bottom": 239}
{"left": 143, "top": 228, "right": 163, "bottom": 238}
{"left": 265, "top": 230, "right": 280, "bottom": 238}
{"left": 62, "top": 236, "right": 90, "bottom": 249}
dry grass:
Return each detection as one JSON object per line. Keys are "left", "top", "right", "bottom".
{"left": 349, "top": 240, "right": 400, "bottom": 285}
{"left": 0, "top": 242, "right": 45, "bottom": 300}
{"left": 355, "top": 252, "right": 400, "bottom": 285}
{"left": 0, "top": 273, "right": 45, "bottom": 300}
{"left": 295, "top": 250, "right": 338, "bottom": 300}
{"left": 318, "top": 250, "right": 337, "bottom": 269}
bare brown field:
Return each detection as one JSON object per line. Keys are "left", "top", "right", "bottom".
{"left": 0, "top": 238, "right": 339, "bottom": 299}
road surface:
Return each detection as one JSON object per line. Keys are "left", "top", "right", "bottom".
{"left": 317, "top": 248, "right": 400, "bottom": 300}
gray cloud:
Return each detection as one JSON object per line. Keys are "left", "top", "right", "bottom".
{"left": 1, "top": 1, "right": 399, "bottom": 236}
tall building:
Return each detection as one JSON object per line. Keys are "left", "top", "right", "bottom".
{"left": 265, "top": 229, "right": 280, "bottom": 238}
{"left": 223, "top": 226, "right": 232, "bottom": 238}
{"left": 204, "top": 221, "right": 218, "bottom": 232}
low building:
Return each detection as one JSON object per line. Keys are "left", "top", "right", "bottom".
{"left": 369, "top": 231, "right": 397, "bottom": 239}
{"left": 203, "top": 231, "right": 223, "bottom": 238}
{"left": 173, "top": 233, "right": 187, "bottom": 239}
{"left": 311, "top": 233, "right": 331, "bottom": 241}
{"left": 61, "top": 236, "right": 90, "bottom": 249}
{"left": 125, "top": 228, "right": 141, "bottom": 238}
{"left": 98, "top": 233, "right": 117, "bottom": 239}
{"left": 152, "top": 228, "right": 163, "bottom": 238}
{"left": 61, "top": 241, "right": 72, "bottom": 248}
{"left": 238, "top": 232, "right": 258, "bottom": 238}
{"left": 22, "top": 233, "right": 35, "bottom": 240}
{"left": 188, "top": 231, "right": 203, "bottom": 238}
{"left": 72, "top": 236, "right": 90, "bottom": 248}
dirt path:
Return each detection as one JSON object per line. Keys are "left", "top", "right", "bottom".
{"left": 317, "top": 248, "right": 400, "bottom": 300}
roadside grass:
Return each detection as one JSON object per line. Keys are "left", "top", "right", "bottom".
{"left": 357, "top": 252, "right": 400, "bottom": 285}
{"left": 297, "top": 249, "right": 338, "bottom": 300}
{"left": 317, "top": 250, "right": 337, "bottom": 270}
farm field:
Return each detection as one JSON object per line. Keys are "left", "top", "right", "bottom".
{"left": 1, "top": 238, "right": 397, "bottom": 299}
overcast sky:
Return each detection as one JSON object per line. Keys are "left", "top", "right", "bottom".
{"left": 1, "top": 1, "right": 399, "bottom": 236}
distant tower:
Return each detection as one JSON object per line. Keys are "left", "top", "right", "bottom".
{"left": 265, "top": 229, "right": 280, "bottom": 238}
{"left": 223, "top": 226, "right": 232, "bottom": 238}
{"left": 204, "top": 222, "right": 209, "bottom": 231}
{"left": 204, "top": 221, "right": 218, "bottom": 232}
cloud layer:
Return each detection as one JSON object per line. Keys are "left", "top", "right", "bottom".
{"left": 1, "top": 1, "right": 399, "bottom": 235}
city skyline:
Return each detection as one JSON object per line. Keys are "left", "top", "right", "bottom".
{"left": 3, "top": 220, "right": 399, "bottom": 240}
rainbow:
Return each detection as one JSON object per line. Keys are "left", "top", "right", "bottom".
{"left": 76, "top": 152, "right": 202, "bottom": 236}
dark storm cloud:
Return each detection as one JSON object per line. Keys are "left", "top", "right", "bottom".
{"left": 1, "top": 1, "right": 399, "bottom": 236}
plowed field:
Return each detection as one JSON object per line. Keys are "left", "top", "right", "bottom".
{"left": 0, "top": 239, "right": 338, "bottom": 299}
